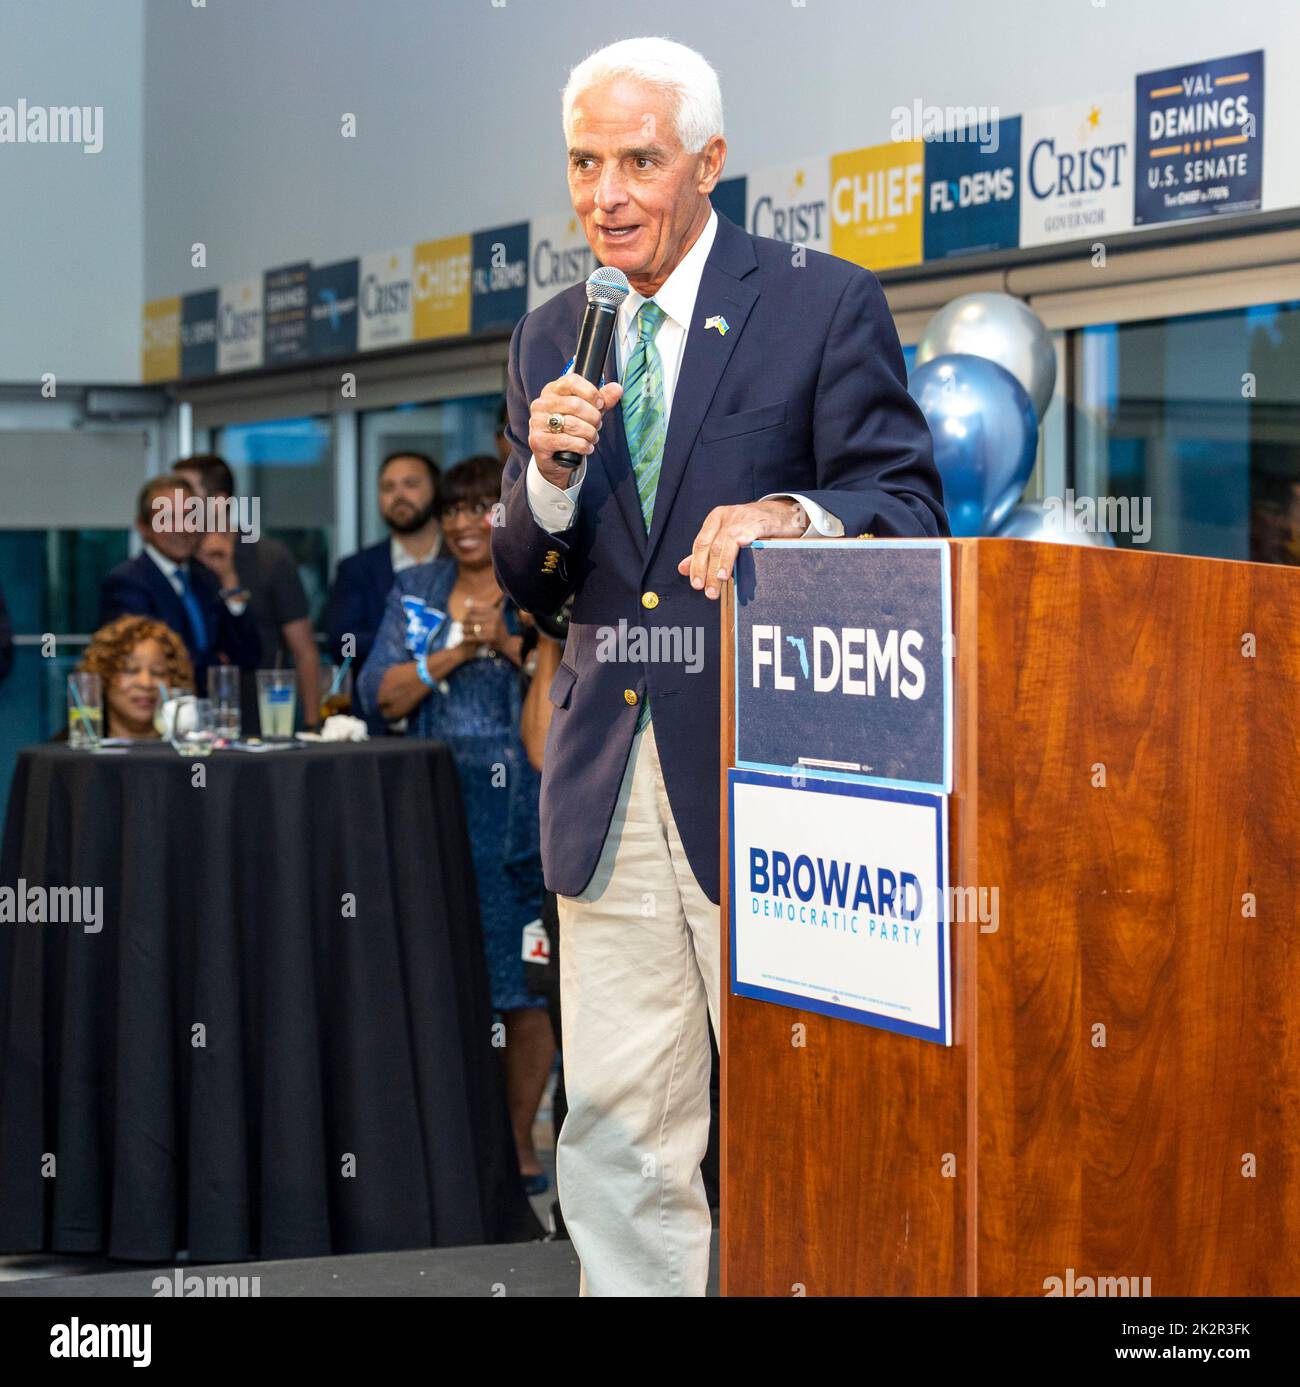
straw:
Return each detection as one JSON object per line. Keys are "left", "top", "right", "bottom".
{"left": 67, "top": 676, "right": 99, "bottom": 747}
{"left": 327, "top": 655, "right": 352, "bottom": 699}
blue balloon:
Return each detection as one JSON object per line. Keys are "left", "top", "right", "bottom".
{"left": 908, "top": 353, "right": 1039, "bottom": 536}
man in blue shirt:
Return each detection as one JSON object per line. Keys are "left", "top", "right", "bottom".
{"left": 100, "top": 474, "right": 260, "bottom": 692}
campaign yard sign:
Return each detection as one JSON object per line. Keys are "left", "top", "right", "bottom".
{"left": 1134, "top": 50, "right": 1263, "bottom": 225}
{"left": 1020, "top": 92, "right": 1133, "bottom": 247}
{"left": 308, "top": 259, "right": 359, "bottom": 358}
{"left": 733, "top": 540, "right": 952, "bottom": 792}
{"left": 729, "top": 770, "right": 951, "bottom": 1045}
{"left": 180, "top": 288, "right": 218, "bottom": 379}
{"left": 923, "top": 114, "right": 1022, "bottom": 260}
{"left": 263, "top": 262, "right": 310, "bottom": 366}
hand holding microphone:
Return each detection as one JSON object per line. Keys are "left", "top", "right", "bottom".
{"left": 529, "top": 376, "right": 624, "bottom": 489}
{"left": 528, "top": 266, "right": 631, "bottom": 489}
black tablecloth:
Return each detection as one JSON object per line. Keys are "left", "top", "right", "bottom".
{"left": 0, "top": 741, "right": 542, "bottom": 1261}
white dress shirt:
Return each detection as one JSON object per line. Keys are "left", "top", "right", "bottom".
{"left": 145, "top": 544, "right": 247, "bottom": 615}
{"left": 390, "top": 533, "right": 441, "bottom": 574}
{"left": 524, "top": 208, "right": 842, "bottom": 538}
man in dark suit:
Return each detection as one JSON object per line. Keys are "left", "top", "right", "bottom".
{"left": 492, "top": 37, "right": 947, "bottom": 1296}
{"left": 326, "top": 451, "right": 441, "bottom": 730}
{"left": 99, "top": 473, "right": 260, "bottom": 693}
{"left": 176, "top": 454, "right": 321, "bottom": 734}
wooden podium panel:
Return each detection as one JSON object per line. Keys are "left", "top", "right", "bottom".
{"left": 721, "top": 538, "right": 1300, "bottom": 1296}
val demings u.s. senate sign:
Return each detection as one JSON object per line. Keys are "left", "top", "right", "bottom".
{"left": 733, "top": 539, "right": 952, "bottom": 793}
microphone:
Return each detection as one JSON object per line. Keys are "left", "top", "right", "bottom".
{"left": 554, "top": 266, "right": 631, "bottom": 468}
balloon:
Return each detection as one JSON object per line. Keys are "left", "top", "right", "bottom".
{"left": 995, "top": 500, "right": 1117, "bottom": 547}
{"left": 908, "top": 353, "right": 1038, "bottom": 537}
{"left": 915, "top": 292, "right": 1057, "bottom": 422}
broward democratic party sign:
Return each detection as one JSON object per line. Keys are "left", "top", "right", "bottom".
{"left": 729, "top": 770, "right": 951, "bottom": 1044}
{"left": 1134, "top": 50, "right": 1263, "bottom": 226}
{"left": 734, "top": 540, "right": 952, "bottom": 792}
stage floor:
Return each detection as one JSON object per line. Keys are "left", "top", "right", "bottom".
{"left": 0, "top": 1232, "right": 720, "bottom": 1298}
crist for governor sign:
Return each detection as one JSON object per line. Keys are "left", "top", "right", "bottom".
{"left": 733, "top": 540, "right": 952, "bottom": 792}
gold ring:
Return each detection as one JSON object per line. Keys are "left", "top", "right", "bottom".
{"left": 546, "top": 413, "right": 565, "bottom": 434}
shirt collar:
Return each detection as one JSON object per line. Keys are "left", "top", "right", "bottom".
{"left": 145, "top": 543, "right": 184, "bottom": 581}
{"left": 618, "top": 207, "right": 719, "bottom": 343}
{"left": 390, "top": 533, "right": 440, "bottom": 572}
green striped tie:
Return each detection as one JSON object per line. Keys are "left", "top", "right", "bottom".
{"left": 623, "top": 300, "right": 667, "bottom": 530}
{"left": 622, "top": 299, "right": 667, "bottom": 731}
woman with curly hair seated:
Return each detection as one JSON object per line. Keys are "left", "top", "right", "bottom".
{"left": 79, "top": 615, "right": 195, "bottom": 739}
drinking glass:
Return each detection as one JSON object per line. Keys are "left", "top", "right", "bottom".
{"left": 171, "top": 697, "right": 217, "bottom": 756}
{"left": 208, "top": 664, "right": 242, "bottom": 741}
{"left": 318, "top": 661, "right": 354, "bottom": 724}
{"left": 256, "top": 669, "right": 297, "bottom": 739}
{"left": 67, "top": 672, "right": 103, "bottom": 749}
{"left": 154, "top": 686, "right": 192, "bottom": 737}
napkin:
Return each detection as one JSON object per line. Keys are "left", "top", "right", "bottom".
{"left": 322, "top": 714, "right": 368, "bottom": 742}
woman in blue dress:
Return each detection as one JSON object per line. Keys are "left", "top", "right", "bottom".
{"left": 358, "top": 455, "right": 553, "bottom": 1192}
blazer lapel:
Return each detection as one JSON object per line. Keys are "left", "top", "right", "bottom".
{"left": 596, "top": 328, "right": 647, "bottom": 552}
{"left": 555, "top": 210, "right": 762, "bottom": 562}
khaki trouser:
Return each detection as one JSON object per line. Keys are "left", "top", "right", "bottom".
{"left": 555, "top": 720, "right": 721, "bottom": 1296}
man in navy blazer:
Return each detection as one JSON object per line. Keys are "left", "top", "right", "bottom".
{"left": 100, "top": 473, "right": 260, "bottom": 695}
{"left": 326, "top": 451, "right": 442, "bottom": 729}
{"left": 492, "top": 37, "right": 946, "bottom": 1297}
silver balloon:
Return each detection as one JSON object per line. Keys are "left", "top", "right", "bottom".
{"left": 915, "top": 292, "right": 1057, "bottom": 423}
{"left": 996, "top": 500, "right": 1116, "bottom": 547}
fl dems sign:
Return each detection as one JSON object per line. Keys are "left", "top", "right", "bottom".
{"left": 729, "top": 540, "right": 953, "bottom": 1044}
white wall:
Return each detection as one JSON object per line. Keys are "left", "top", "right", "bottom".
{"left": 4, "top": 0, "right": 1295, "bottom": 382}
{"left": 140, "top": 0, "right": 1300, "bottom": 304}
{"left": 0, "top": 0, "right": 144, "bottom": 383}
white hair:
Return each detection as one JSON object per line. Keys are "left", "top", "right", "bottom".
{"left": 561, "top": 36, "right": 724, "bottom": 155}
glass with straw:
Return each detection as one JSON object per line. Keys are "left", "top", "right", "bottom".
{"left": 318, "top": 656, "right": 353, "bottom": 724}
{"left": 67, "top": 672, "right": 103, "bottom": 749}
{"left": 256, "top": 667, "right": 297, "bottom": 740}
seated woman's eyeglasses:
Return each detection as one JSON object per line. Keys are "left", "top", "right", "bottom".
{"left": 442, "top": 499, "right": 493, "bottom": 521}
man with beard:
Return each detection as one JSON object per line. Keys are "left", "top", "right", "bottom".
{"left": 327, "top": 451, "right": 441, "bottom": 731}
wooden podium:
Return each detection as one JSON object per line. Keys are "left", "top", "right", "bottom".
{"left": 720, "top": 538, "right": 1300, "bottom": 1296}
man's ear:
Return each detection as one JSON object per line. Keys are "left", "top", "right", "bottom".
{"left": 698, "top": 135, "right": 727, "bottom": 194}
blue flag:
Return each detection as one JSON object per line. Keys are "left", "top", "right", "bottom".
{"left": 401, "top": 595, "right": 447, "bottom": 654}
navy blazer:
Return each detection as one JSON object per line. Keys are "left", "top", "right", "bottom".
{"left": 326, "top": 539, "right": 396, "bottom": 730}
{"left": 492, "top": 213, "right": 948, "bottom": 903}
{"left": 99, "top": 552, "right": 260, "bottom": 694}
{"left": 326, "top": 539, "right": 395, "bottom": 667}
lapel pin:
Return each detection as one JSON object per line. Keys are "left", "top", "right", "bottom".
{"left": 704, "top": 314, "right": 730, "bottom": 336}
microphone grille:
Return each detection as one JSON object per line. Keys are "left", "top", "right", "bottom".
{"left": 586, "top": 266, "right": 631, "bottom": 307}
